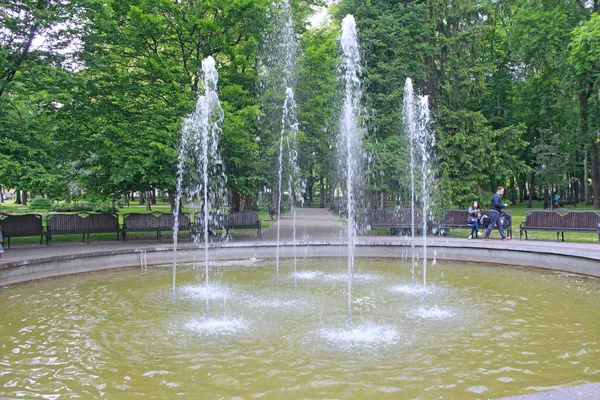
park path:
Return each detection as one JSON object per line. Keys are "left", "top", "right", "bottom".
{"left": 261, "top": 207, "right": 346, "bottom": 242}
{"left": 1, "top": 208, "right": 599, "bottom": 268}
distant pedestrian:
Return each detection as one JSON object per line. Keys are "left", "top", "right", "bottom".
{"left": 467, "top": 201, "right": 481, "bottom": 239}
{"left": 554, "top": 192, "right": 559, "bottom": 208}
{"left": 484, "top": 187, "right": 509, "bottom": 241}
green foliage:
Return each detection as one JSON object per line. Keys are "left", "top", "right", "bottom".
{"left": 1, "top": 0, "right": 599, "bottom": 210}
{"left": 49, "top": 202, "right": 118, "bottom": 213}
{"left": 28, "top": 198, "right": 52, "bottom": 211}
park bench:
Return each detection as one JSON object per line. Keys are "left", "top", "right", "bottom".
{"left": 46, "top": 212, "right": 121, "bottom": 244}
{"left": 193, "top": 212, "right": 224, "bottom": 237}
{"left": 544, "top": 198, "right": 577, "bottom": 209}
{"left": 0, "top": 213, "right": 47, "bottom": 248}
{"left": 558, "top": 198, "right": 577, "bottom": 207}
{"left": 519, "top": 210, "right": 600, "bottom": 242}
{"left": 359, "top": 208, "right": 428, "bottom": 235}
{"left": 439, "top": 209, "right": 513, "bottom": 238}
{"left": 223, "top": 211, "right": 261, "bottom": 237}
{"left": 122, "top": 212, "right": 191, "bottom": 241}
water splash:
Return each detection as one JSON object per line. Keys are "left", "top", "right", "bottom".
{"left": 260, "top": 0, "right": 302, "bottom": 285}
{"left": 403, "top": 79, "right": 417, "bottom": 286}
{"left": 320, "top": 323, "right": 398, "bottom": 346}
{"left": 339, "top": 15, "right": 363, "bottom": 327}
{"left": 409, "top": 305, "right": 453, "bottom": 320}
{"left": 403, "top": 78, "right": 435, "bottom": 305}
{"left": 174, "top": 56, "right": 226, "bottom": 319}
{"left": 185, "top": 317, "right": 249, "bottom": 336}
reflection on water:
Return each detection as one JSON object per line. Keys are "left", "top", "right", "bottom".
{"left": 1, "top": 260, "right": 599, "bottom": 398}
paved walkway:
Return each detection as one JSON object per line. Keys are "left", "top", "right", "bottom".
{"left": 1, "top": 207, "right": 599, "bottom": 266}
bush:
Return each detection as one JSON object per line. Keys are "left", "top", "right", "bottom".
{"left": 28, "top": 198, "right": 52, "bottom": 211}
{"left": 49, "top": 202, "right": 118, "bottom": 213}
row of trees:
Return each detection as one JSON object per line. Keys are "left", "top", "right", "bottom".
{"left": 1, "top": 0, "right": 599, "bottom": 211}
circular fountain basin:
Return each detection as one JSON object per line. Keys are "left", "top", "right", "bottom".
{"left": 1, "top": 258, "right": 598, "bottom": 398}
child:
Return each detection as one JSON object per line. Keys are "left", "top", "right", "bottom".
{"left": 467, "top": 201, "right": 481, "bottom": 239}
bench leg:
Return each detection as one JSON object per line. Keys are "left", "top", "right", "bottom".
{"left": 561, "top": 232, "right": 565, "bottom": 242}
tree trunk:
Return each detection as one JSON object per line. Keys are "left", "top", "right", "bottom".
{"left": 592, "top": 146, "right": 600, "bottom": 208}
{"left": 0, "top": 186, "right": 3, "bottom": 203}
{"left": 230, "top": 190, "right": 256, "bottom": 212}
{"left": 139, "top": 192, "right": 144, "bottom": 205}
{"left": 151, "top": 188, "right": 156, "bottom": 205}
{"left": 380, "top": 191, "right": 386, "bottom": 210}
{"left": 319, "top": 175, "right": 325, "bottom": 208}
{"left": 519, "top": 176, "right": 526, "bottom": 203}
{"left": 528, "top": 174, "right": 534, "bottom": 208}
{"left": 169, "top": 193, "right": 176, "bottom": 212}
{"left": 329, "top": 181, "right": 336, "bottom": 210}
{"left": 584, "top": 149, "right": 590, "bottom": 204}
{"left": 509, "top": 177, "right": 517, "bottom": 204}
{"left": 15, "top": 190, "right": 21, "bottom": 204}
{"left": 145, "top": 191, "right": 152, "bottom": 211}
{"left": 22, "top": 190, "right": 28, "bottom": 206}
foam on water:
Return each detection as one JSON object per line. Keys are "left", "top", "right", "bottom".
{"left": 294, "top": 270, "right": 325, "bottom": 280}
{"left": 389, "top": 283, "right": 440, "bottom": 295}
{"left": 320, "top": 323, "right": 399, "bottom": 346}
{"left": 409, "top": 305, "right": 454, "bottom": 320}
{"left": 242, "top": 297, "right": 298, "bottom": 309}
{"left": 179, "top": 284, "right": 230, "bottom": 300}
{"left": 185, "top": 317, "right": 249, "bottom": 336}
{"left": 294, "top": 271, "right": 379, "bottom": 282}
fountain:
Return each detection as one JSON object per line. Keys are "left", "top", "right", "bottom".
{"left": 338, "top": 14, "right": 363, "bottom": 327}
{"left": 173, "top": 56, "right": 226, "bottom": 318}
{"left": 2, "top": 8, "right": 600, "bottom": 400}
{"left": 259, "top": 0, "right": 302, "bottom": 283}
{"left": 403, "top": 78, "right": 435, "bottom": 304}
{"left": 1, "top": 259, "right": 599, "bottom": 398}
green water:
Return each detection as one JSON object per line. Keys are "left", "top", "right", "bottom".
{"left": 1, "top": 259, "right": 599, "bottom": 399}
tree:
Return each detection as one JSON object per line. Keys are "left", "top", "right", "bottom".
{"left": 569, "top": 12, "right": 600, "bottom": 206}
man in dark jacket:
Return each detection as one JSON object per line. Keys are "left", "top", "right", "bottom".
{"left": 484, "top": 186, "right": 509, "bottom": 240}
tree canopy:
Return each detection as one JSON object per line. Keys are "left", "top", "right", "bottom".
{"left": 1, "top": 0, "right": 599, "bottom": 210}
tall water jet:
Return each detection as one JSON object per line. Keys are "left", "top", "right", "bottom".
{"left": 339, "top": 15, "right": 363, "bottom": 327}
{"left": 403, "top": 79, "right": 417, "bottom": 286}
{"left": 259, "top": 0, "right": 301, "bottom": 281}
{"left": 417, "top": 94, "right": 434, "bottom": 304}
{"left": 403, "top": 78, "right": 435, "bottom": 304}
{"left": 174, "top": 56, "right": 226, "bottom": 318}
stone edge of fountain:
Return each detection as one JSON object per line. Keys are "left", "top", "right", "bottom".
{"left": 2, "top": 239, "right": 599, "bottom": 287}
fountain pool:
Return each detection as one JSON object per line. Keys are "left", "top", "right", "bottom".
{"left": 1, "top": 258, "right": 598, "bottom": 398}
